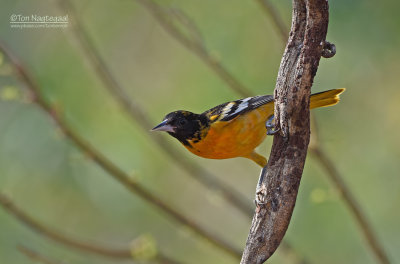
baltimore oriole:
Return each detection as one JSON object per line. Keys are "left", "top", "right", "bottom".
{"left": 152, "top": 88, "right": 345, "bottom": 167}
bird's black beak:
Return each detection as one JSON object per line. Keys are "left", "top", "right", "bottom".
{"left": 151, "top": 120, "right": 175, "bottom": 132}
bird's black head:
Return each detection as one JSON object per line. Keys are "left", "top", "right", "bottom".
{"left": 151, "top": 110, "right": 207, "bottom": 146}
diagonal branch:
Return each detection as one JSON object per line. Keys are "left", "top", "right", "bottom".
{"left": 135, "top": 0, "right": 252, "bottom": 98}
{"left": 256, "top": 0, "right": 289, "bottom": 44}
{"left": 241, "top": 0, "right": 329, "bottom": 263}
{"left": 18, "top": 245, "right": 67, "bottom": 264}
{"left": 58, "top": 0, "right": 253, "bottom": 218}
{"left": 0, "top": 41, "right": 241, "bottom": 259}
{"left": 0, "top": 193, "right": 178, "bottom": 263}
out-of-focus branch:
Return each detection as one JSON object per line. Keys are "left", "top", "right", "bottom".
{"left": 256, "top": 0, "right": 289, "bottom": 44}
{"left": 241, "top": 0, "right": 329, "bottom": 263}
{"left": 310, "top": 147, "right": 391, "bottom": 264}
{"left": 18, "top": 245, "right": 67, "bottom": 264}
{"left": 0, "top": 42, "right": 241, "bottom": 259}
{"left": 135, "top": 0, "right": 252, "bottom": 98}
{"left": 58, "top": 0, "right": 253, "bottom": 218}
{"left": 0, "top": 193, "right": 178, "bottom": 263}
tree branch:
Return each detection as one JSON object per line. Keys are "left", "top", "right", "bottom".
{"left": 241, "top": 1, "right": 329, "bottom": 263}
{"left": 0, "top": 41, "right": 241, "bottom": 259}
{"left": 0, "top": 193, "right": 178, "bottom": 263}
{"left": 255, "top": 1, "right": 389, "bottom": 262}
{"left": 18, "top": 245, "right": 67, "bottom": 264}
{"left": 135, "top": 0, "right": 252, "bottom": 97}
{"left": 256, "top": 0, "right": 289, "bottom": 44}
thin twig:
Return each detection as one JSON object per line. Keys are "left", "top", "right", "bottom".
{"left": 57, "top": 0, "right": 253, "bottom": 218}
{"left": 241, "top": 0, "right": 329, "bottom": 262}
{"left": 310, "top": 147, "right": 391, "bottom": 264}
{"left": 135, "top": 0, "right": 252, "bottom": 98}
{"left": 168, "top": 7, "right": 205, "bottom": 46}
{"left": 256, "top": 0, "right": 289, "bottom": 44}
{"left": 0, "top": 41, "right": 241, "bottom": 259}
{"left": 0, "top": 193, "right": 178, "bottom": 263}
{"left": 18, "top": 245, "right": 67, "bottom": 264}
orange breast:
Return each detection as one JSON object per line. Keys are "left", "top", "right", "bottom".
{"left": 185, "top": 103, "right": 274, "bottom": 159}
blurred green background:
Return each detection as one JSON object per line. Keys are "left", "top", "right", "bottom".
{"left": 0, "top": 0, "right": 399, "bottom": 263}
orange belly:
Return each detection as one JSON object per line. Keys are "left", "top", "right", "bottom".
{"left": 185, "top": 103, "right": 274, "bottom": 159}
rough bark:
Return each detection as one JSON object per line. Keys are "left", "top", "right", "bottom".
{"left": 240, "top": 0, "right": 329, "bottom": 263}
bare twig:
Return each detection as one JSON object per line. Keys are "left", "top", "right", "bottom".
{"left": 168, "top": 7, "right": 205, "bottom": 46}
{"left": 256, "top": 0, "right": 289, "bottom": 44}
{"left": 0, "top": 42, "right": 241, "bottom": 259}
{"left": 241, "top": 0, "right": 329, "bottom": 263}
{"left": 310, "top": 147, "right": 391, "bottom": 264}
{"left": 135, "top": 0, "right": 252, "bottom": 98}
{"left": 0, "top": 193, "right": 178, "bottom": 263}
{"left": 18, "top": 245, "right": 67, "bottom": 264}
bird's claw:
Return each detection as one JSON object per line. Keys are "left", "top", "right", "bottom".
{"left": 266, "top": 115, "right": 280, "bottom": 135}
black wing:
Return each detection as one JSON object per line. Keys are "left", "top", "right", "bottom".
{"left": 203, "top": 95, "right": 274, "bottom": 122}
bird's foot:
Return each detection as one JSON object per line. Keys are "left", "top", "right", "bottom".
{"left": 266, "top": 115, "right": 280, "bottom": 135}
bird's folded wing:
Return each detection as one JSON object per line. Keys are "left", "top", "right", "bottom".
{"left": 204, "top": 95, "right": 274, "bottom": 122}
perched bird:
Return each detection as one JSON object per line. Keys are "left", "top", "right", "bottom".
{"left": 152, "top": 89, "right": 345, "bottom": 167}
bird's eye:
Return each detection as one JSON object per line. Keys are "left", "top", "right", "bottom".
{"left": 178, "top": 119, "right": 187, "bottom": 126}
